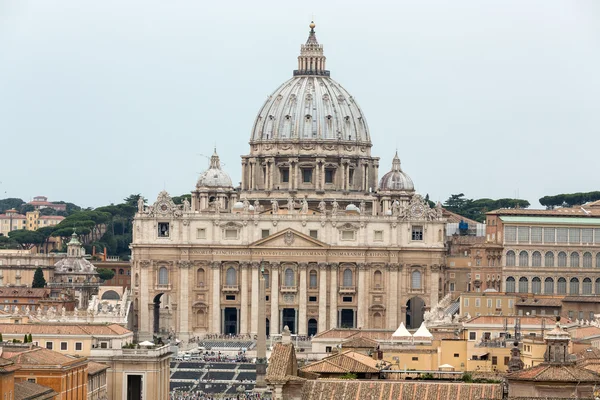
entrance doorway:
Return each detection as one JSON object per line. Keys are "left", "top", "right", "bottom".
{"left": 127, "top": 375, "right": 142, "bottom": 400}
{"left": 153, "top": 293, "right": 164, "bottom": 334}
{"left": 340, "top": 309, "right": 354, "bottom": 328}
{"left": 282, "top": 308, "right": 296, "bottom": 333}
{"left": 307, "top": 318, "right": 318, "bottom": 336}
{"left": 224, "top": 307, "right": 238, "bottom": 334}
{"left": 406, "top": 297, "right": 425, "bottom": 329}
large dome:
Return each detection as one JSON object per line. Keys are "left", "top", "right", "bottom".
{"left": 379, "top": 152, "right": 414, "bottom": 192}
{"left": 250, "top": 23, "right": 370, "bottom": 144}
{"left": 196, "top": 149, "right": 233, "bottom": 188}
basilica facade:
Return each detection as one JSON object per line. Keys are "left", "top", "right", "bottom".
{"left": 131, "top": 22, "right": 446, "bottom": 341}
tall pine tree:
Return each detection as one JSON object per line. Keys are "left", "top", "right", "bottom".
{"left": 32, "top": 267, "right": 46, "bottom": 288}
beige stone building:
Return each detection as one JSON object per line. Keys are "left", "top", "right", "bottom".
{"left": 131, "top": 22, "right": 446, "bottom": 341}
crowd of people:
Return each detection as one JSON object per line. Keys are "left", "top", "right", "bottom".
{"left": 169, "top": 389, "right": 270, "bottom": 400}
{"left": 202, "top": 333, "right": 255, "bottom": 340}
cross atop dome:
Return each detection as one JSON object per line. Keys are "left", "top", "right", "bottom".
{"left": 294, "top": 21, "right": 329, "bottom": 77}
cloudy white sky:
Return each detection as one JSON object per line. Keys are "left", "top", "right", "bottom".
{"left": 1, "top": 0, "right": 599, "bottom": 208}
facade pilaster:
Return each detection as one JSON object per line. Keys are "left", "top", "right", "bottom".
{"left": 298, "top": 263, "right": 308, "bottom": 335}
{"left": 270, "top": 263, "right": 280, "bottom": 335}
{"left": 139, "top": 260, "right": 151, "bottom": 340}
{"left": 329, "top": 263, "right": 338, "bottom": 329}
{"left": 430, "top": 265, "right": 440, "bottom": 306}
{"left": 387, "top": 263, "right": 399, "bottom": 329}
{"left": 240, "top": 263, "right": 249, "bottom": 335}
{"left": 251, "top": 262, "right": 260, "bottom": 336}
{"left": 318, "top": 263, "right": 328, "bottom": 333}
{"left": 178, "top": 261, "right": 191, "bottom": 341}
{"left": 357, "top": 263, "right": 367, "bottom": 328}
{"left": 211, "top": 261, "right": 221, "bottom": 334}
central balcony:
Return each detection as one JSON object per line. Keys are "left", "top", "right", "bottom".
{"left": 221, "top": 285, "right": 239, "bottom": 293}
{"left": 280, "top": 286, "right": 297, "bottom": 293}
{"left": 339, "top": 286, "right": 356, "bottom": 294}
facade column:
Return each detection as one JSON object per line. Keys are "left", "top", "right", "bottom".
{"left": 357, "top": 263, "right": 367, "bottom": 329}
{"left": 373, "top": 161, "right": 379, "bottom": 191}
{"left": 288, "top": 160, "right": 293, "bottom": 191}
{"left": 241, "top": 160, "right": 247, "bottom": 190}
{"left": 321, "top": 163, "right": 326, "bottom": 189}
{"left": 211, "top": 262, "right": 221, "bottom": 334}
{"left": 269, "top": 158, "right": 275, "bottom": 191}
{"left": 179, "top": 261, "right": 191, "bottom": 341}
{"left": 388, "top": 263, "right": 399, "bottom": 330}
{"left": 340, "top": 163, "right": 345, "bottom": 191}
{"left": 139, "top": 260, "right": 151, "bottom": 340}
{"left": 329, "top": 263, "right": 339, "bottom": 329}
{"left": 318, "top": 263, "right": 328, "bottom": 333}
{"left": 315, "top": 161, "right": 320, "bottom": 191}
{"left": 240, "top": 263, "right": 249, "bottom": 335}
{"left": 270, "top": 263, "right": 280, "bottom": 335}
{"left": 294, "top": 162, "right": 300, "bottom": 190}
{"left": 251, "top": 262, "right": 259, "bottom": 336}
{"left": 298, "top": 263, "right": 308, "bottom": 336}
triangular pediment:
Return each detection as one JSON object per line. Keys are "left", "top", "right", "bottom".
{"left": 250, "top": 228, "right": 328, "bottom": 248}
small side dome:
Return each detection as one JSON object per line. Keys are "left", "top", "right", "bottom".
{"left": 345, "top": 204, "right": 360, "bottom": 214}
{"left": 232, "top": 202, "right": 244, "bottom": 212}
{"left": 379, "top": 151, "right": 414, "bottom": 192}
{"left": 196, "top": 149, "right": 233, "bottom": 188}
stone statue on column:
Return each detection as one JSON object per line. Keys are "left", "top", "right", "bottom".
{"left": 301, "top": 198, "right": 309, "bottom": 214}
{"left": 318, "top": 199, "right": 326, "bottom": 214}
{"left": 359, "top": 200, "right": 366, "bottom": 215}
{"left": 254, "top": 200, "right": 261, "bottom": 213}
{"left": 137, "top": 196, "right": 145, "bottom": 213}
{"left": 331, "top": 199, "right": 339, "bottom": 216}
{"left": 182, "top": 198, "right": 191, "bottom": 212}
{"left": 271, "top": 199, "right": 279, "bottom": 214}
{"left": 287, "top": 197, "right": 295, "bottom": 214}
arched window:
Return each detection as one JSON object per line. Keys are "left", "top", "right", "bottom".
{"left": 557, "top": 278, "right": 567, "bottom": 294}
{"left": 558, "top": 252, "right": 567, "bottom": 267}
{"left": 544, "top": 277, "right": 554, "bottom": 294}
{"left": 583, "top": 278, "right": 592, "bottom": 295}
{"left": 285, "top": 268, "right": 295, "bottom": 286}
{"left": 597, "top": 253, "right": 600, "bottom": 268}
{"left": 343, "top": 269, "right": 353, "bottom": 287}
{"left": 531, "top": 277, "right": 541, "bottom": 294}
{"left": 412, "top": 270, "right": 422, "bottom": 289}
{"left": 506, "top": 251, "right": 516, "bottom": 267}
{"left": 532, "top": 252, "right": 542, "bottom": 267}
{"left": 102, "top": 290, "right": 120, "bottom": 300}
{"left": 373, "top": 312, "right": 383, "bottom": 329}
{"left": 226, "top": 267, "right": 237, "bottom": 286}
{"left": 570, "top": 277, "right": 580, "bottom": 294}
{"left": 158, "top": 267, "right": 168, "bottom": 285}
{"left": 519, "top": 251, "right": 529, "bottom": 267}
{"left": 570, "top": 252, "right": 580, "bottom": 268}
{"left": 119, "top": 269, "right": 124, "bottom": 275}
{"left": 506, "top": 277, "right": 516, "bottom": 293}
{"left": 196, "top": 268, "right": 205, "bottom": 287}
{"left": 309, "top": 270, "right": 318, "bottom": 288}
{"left": 373, "top": 270, "right": 382, "bottom": 289}
{"left": 545, "top": 252, "right": 554, "bottom": 267}
{"left": 264, "top": 269, "right": 270, "bottom": 289}
{"left": 518, "top": 277, "right": 528, "bottom": 293}
{"left": 583, "top": 252, "right": 593, "bottom": 268}
{"left": 134, "top": 273, "right": 139, "bottom": 287}
{"left": 596, "top": 278, "right": 600, "bottom": 294}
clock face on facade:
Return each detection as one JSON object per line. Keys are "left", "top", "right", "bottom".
{"left": 158, "top": 203, "right": 169, "bottom": 213}
{"left": 410, "top": 203, "right": 425, "bottom": 218}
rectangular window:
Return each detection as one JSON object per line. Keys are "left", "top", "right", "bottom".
{"left": 557, "top": 228, "right": 568, "bottom": 243}
{"left": 569, "top": 228, "right": 581, "bottom": 244}
{"left": 75, "top": 342, "right": 83, "bottom": 351}
{"left": 225, "top": 295, "right": 236, "bottom": 301}
{"left": 225, "top": 229, "right": 238, "bottom": 239}
{"left": 309, "top": 230, "right": 318, "bottom": 239}
{"left": 348, "top": 169, "right": 354, "bottom": 184}
{"left": 27, "top": 378, "right": 36, "bottom": 383}
{"left": 449, "top": 282, "right": 455, "bottom": 292}
{"left": 508, "top": 299, "right": 514, "bottom": 309}
{"left": 469, "top": 332, "right": 476, "bottom": 341}
{"left": 450, "top": 273, "right": 455, "bottom": 278}
{"left": 100, "top": 342, "right": 108, "bottom": 349}
{"left": 487, "top": 299, "right": 492, "bottom": 308}
{"left": 464, "top": 298, "right": 469, "bottom": 307}
{"left": 325, "top": 346, "right": 332, "bottom": 353}
{"left": 325, "top": 169, "right": 334, "bottom": 184}
{"left": 61, "top": 342, "right": 68, "bottom": 351}
{"left": 517, "top": 226, "right": 530, "bottom": 243}
{"left": 281, "top": 169, "right": 289, "bottom": 183}
{"left": 454, "top": 353, "right": 459, "bottom": 358}
{"left": 505, "top": 226, "right": 517, "bottom": 243}
{"left": 309, "top": 296, "right": 317, "bottom": 302}
{"left": 496, "top": 299, "right": 502, "bottom": 308}
{"left": 158, "top": 222, "right": 169, "bottom": 238}
{"left": 411, "top": 226, "right": 423, "bottom": 241}
{"left": 492, "top": 356, "right": 497, "bottom": 366}
{"left": 302, "top": 168, "right": 313, "bottom": 183}
{"left": 196, "top": 228, "right": 206, "bottom": 239}
{"left": 568, "top": 310, "right": 574, "bottom": 319}
{"left": 261, "top": 229, "right": 270, "bottom": 238}
{"left": 412, "top": 357, "right": 419, "bottom": 361}
{"left": 504, "top": 356, "right": 510, "bottom": 365}
{"left": 475, "top": 298, "right": 480, "bottom": 308}
{"left": 582, "top": 229, "right": 593, "bottom": 244}
{"left": 579, "top": 311, "right": 584, "bottom": 320}
{"left": 530, "top": 227, "right": 542, "bottom": 243}
{"left": 544, "top": 227, "right": 556, "bottom": 243}
{"left": 341, "top": 230, "right": 355, "bottom": 241}
{"left": 374, "top": 230, "right": 383, "bottom": 241}
{"left": 342, "top": 296, "right": 353, "bottom": 302}
{"left": 46, "top": 342, "right": 53, "bottom": 350}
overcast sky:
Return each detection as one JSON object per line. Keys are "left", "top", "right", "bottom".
{"left": 1, "top": 0, "right": 599, "bottom": 209}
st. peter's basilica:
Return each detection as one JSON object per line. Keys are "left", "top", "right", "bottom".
{"left": 131, "top": 22, "right": 446, "bottom": 341}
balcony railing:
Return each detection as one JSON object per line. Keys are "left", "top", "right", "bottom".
{"left": 339, "top": 286, "right": 356, "bottom": 294}
{"left": 49, "top": 282, "right": 99, "bottom": 288}
{"left": 280, "top": 286, "right": 297, "bottom": 293}
{"left": 221, "top": 285, "right": 239, "bottom": 293}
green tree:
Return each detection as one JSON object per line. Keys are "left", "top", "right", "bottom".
{"left": 27, "top": 333, "right": 32, "bottom": 343}
{"left": 18, "top": 204, "right": 35, "bottom": 214}
{"left": 8, "top": 230, "right": 44, "bottom": 250}
{"left": 123, "top": 194, "right": 143, "bottom": 207}
{"left": 23, "top": 334, "right": 28, "bottom": 343}
{"left": 32, "top": 267, "right": 47, "bottom": 288}
{"left": 0, "top": 333, "right": 3, "bottom": 341}
{"left": 36, "top": 226, "right": 57, "bottom": 254}
{"left": 340, "top": 372, "right": 357, "bottom": 380}
{"left": 172, "top": 194, "right": 191, "bottom": 205}
{"left": 97, "top": 268, "right": 115, "bottom": 281}
{"left": 0, "top": 198, "right": 24, "bottom": 213}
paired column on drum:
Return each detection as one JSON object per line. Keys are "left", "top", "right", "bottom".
{"left": 211, "top": 261, "right": 221, "bottom": 334}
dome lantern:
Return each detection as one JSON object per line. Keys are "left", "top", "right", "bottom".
{"left": 294, "top": 21, "right": 329, "bottom": 77}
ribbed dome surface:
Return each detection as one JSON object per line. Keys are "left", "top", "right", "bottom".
{"left": 379, "top": 152, "right": 414, "bottom": 191}
{"left": 250, "top": 76, "right": 370, "bottom": 143}
{"left": 196, "top": 150, "right": 232, "bottom": 188}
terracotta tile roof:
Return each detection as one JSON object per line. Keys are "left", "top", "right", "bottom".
{"left": 515, "top": 298, "right": 562, "bottom": 307}
{"left": 88, "top": 361, "right": 109, "bottom": 375}
{"left": 488, "top": 207, "right": 600, "bottom": 217}
{"left": 300, "top": 380, "right": 503, "bottom": 400}
{"left": 300, "top": 351, "right": 382, "bottom": 374}
{"left": 0, "top": 323, "right": 131, "bottom": 336}
{"left": 576, "top": 347, "right": 600, "bottom": 361}
{"left": 266, "top": 343, "right": 303, "bottom": 383}
{"left": 465, "top": 316, "right": 556, "bottom": 326}
{"left": 442, "top": 209, "right": 480, "bottom": 226}
{"left": 0, "top": 288, "right": 50, "bottom": 298}
{"left": 14, "top": 381, "right": 57, "bottom": 400}
{"left": 2, "top": 346, "right": 79, "bottom": 367}
{"left": 571, "top": 327, "right": 600, "bottom": 340}
{"left": 341, "top": 337, "right": 378, "bottom": 349}
{"left": 507, "top": 363, "right": 600, "bottom": 382}
{"left": 314, "top": 328, "right": 394, "bottom": 340}
{"left": 38, "top": 216, "right": 65, "bottom": 220}
{"left": 562, "top": 296, "right": 600, "bottom": 303}
{"left": 0, "top": 356, "right": 19, "bottom": 373}
{"left": 0, "top": 214, "right": 26, "bottom": 219}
